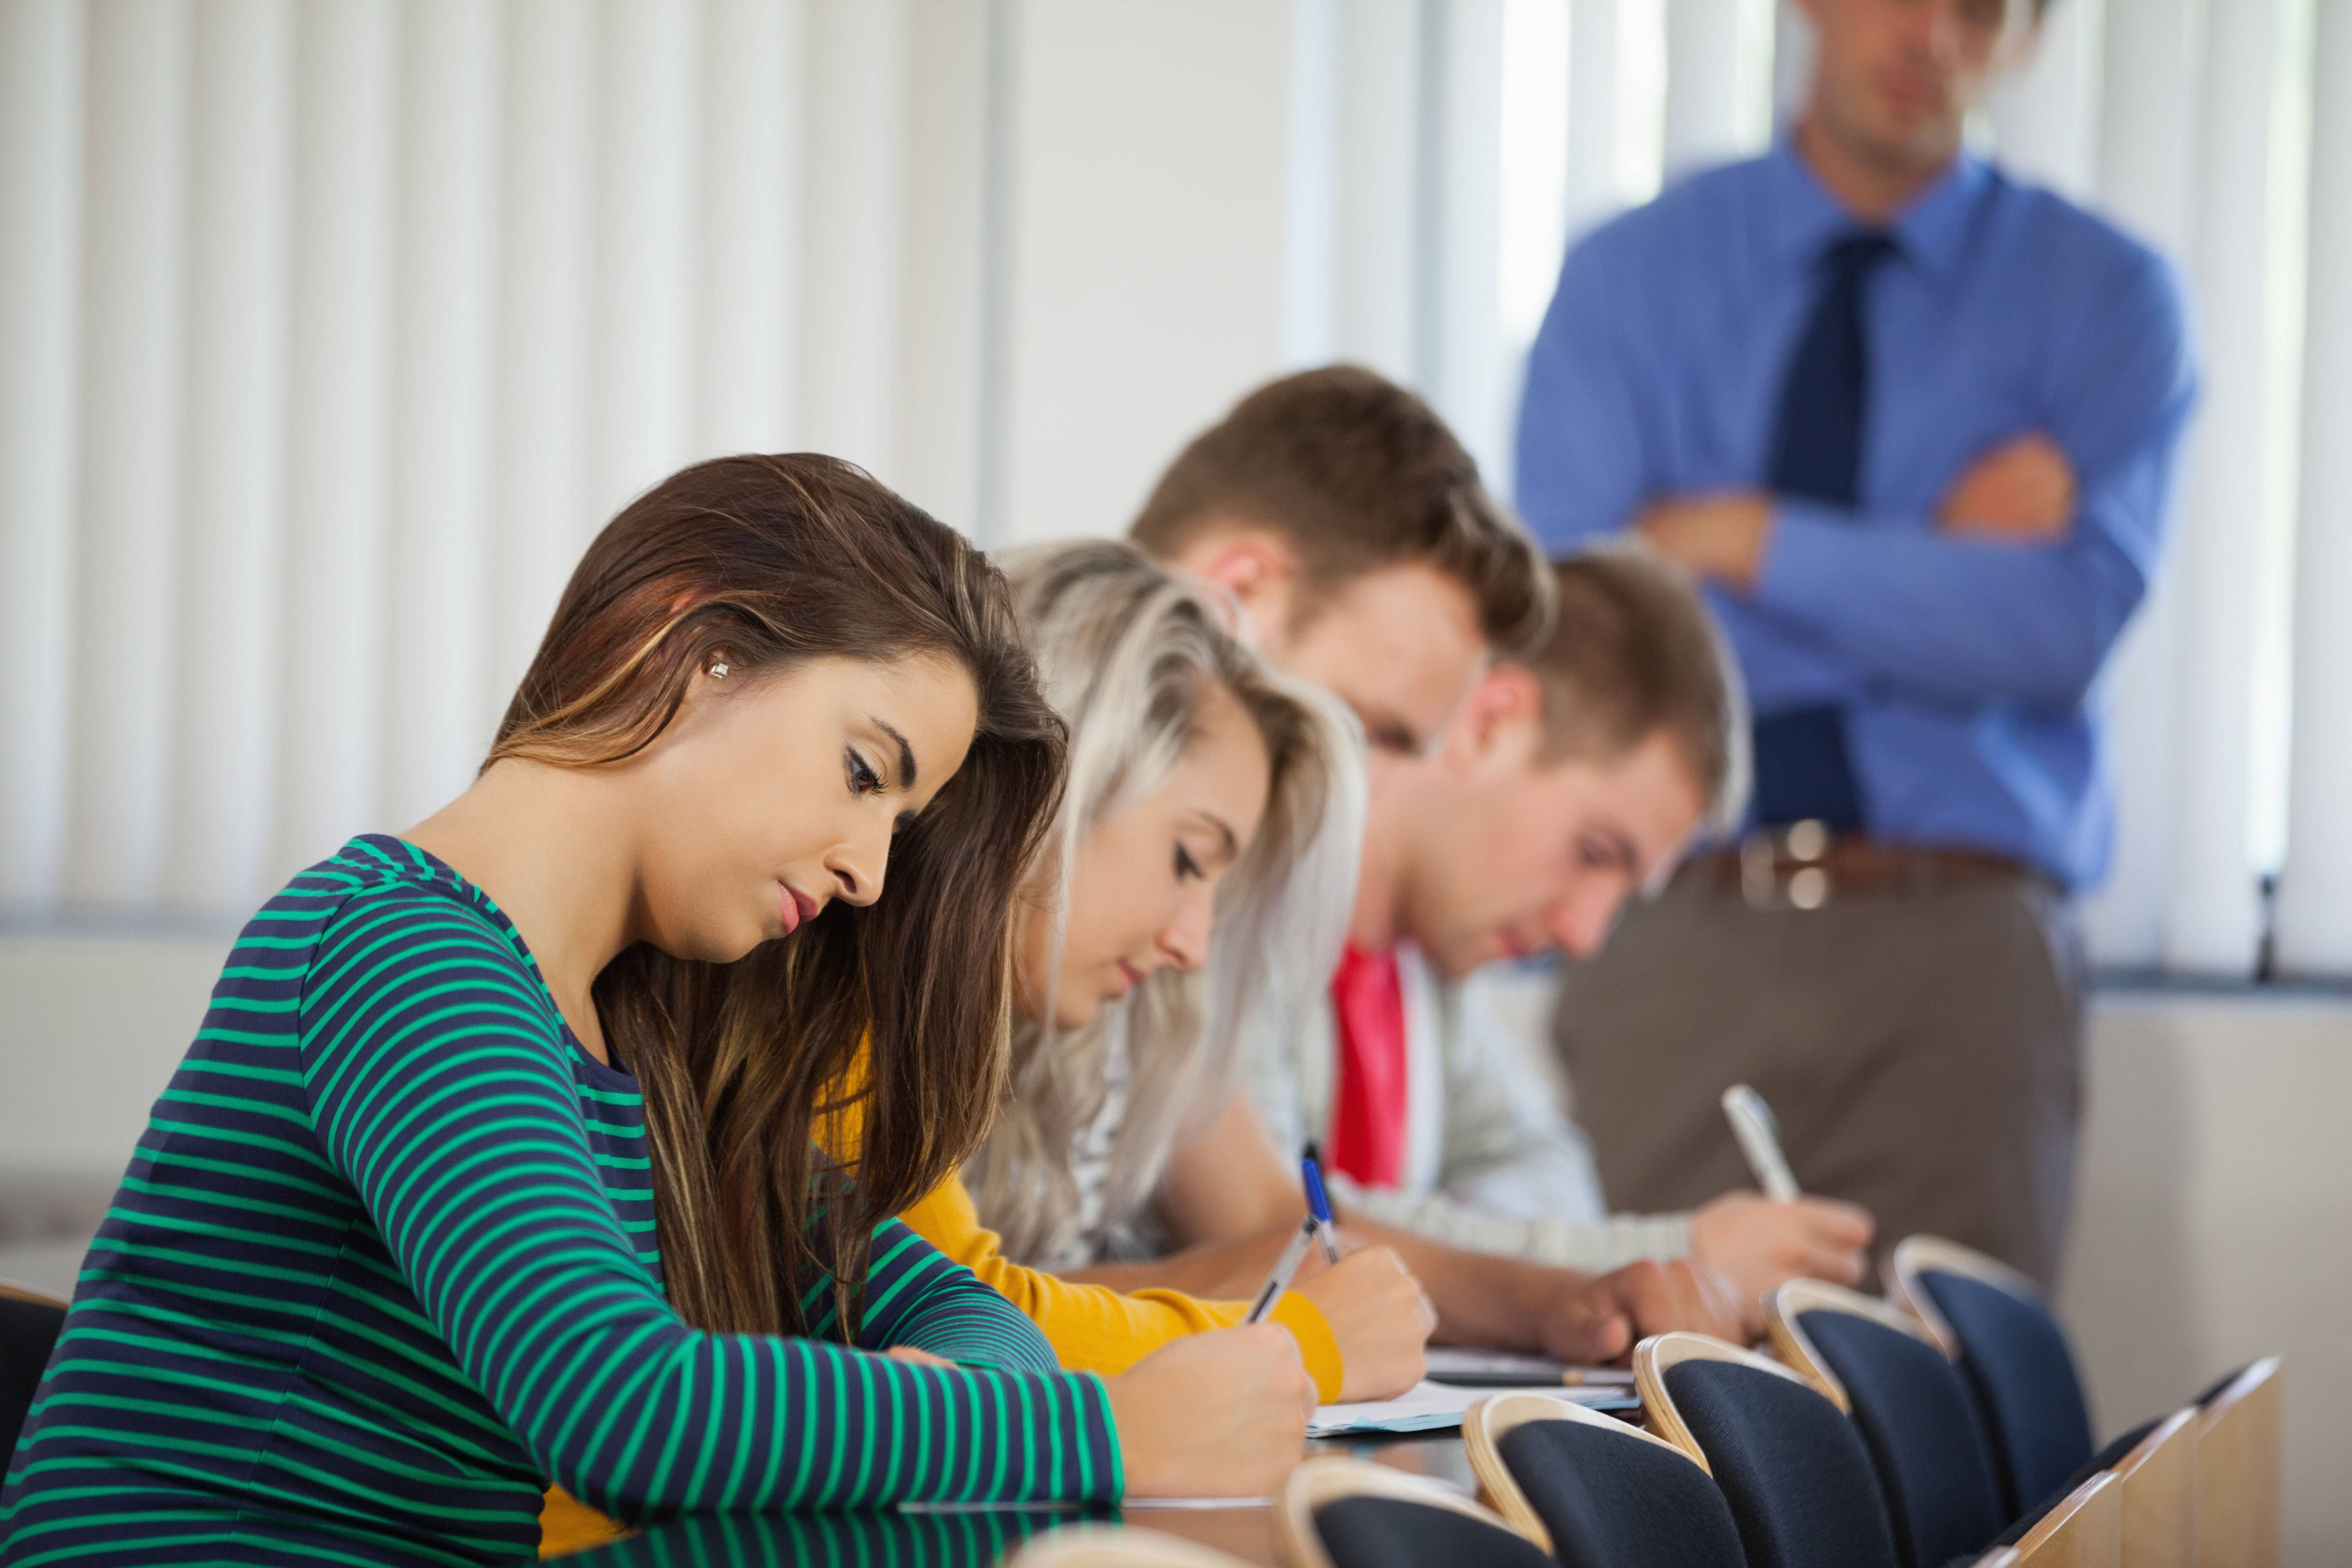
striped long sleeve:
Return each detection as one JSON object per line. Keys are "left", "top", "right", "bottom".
{"left": 0, "top": 837, "right": 1119, "bottom": 1567}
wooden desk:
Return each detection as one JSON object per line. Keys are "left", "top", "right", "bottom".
{"left": 549, "top": 1435, "right": 1475, "bottom": 1565}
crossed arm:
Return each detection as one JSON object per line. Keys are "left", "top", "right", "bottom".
{"left": 1516, "top": 240, "right": 2195, "bottom": 715}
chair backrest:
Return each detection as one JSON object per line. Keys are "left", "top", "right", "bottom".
{"left": 1463, "top": 1393, "right": 1743, "bottom": 1568}
{"left": 1277, "top": 1456, "right": 1552, "bottom": 1568}
{"left": 2111, "top": 1406, "right": 2199, "bottom": 1568}
{"left": 1999, "top": 1471, "right": 2123, "bottom": 1568}
{"left": 2195, "top": 1357, "right": 2282, "bottom": 1568}
{"left": 1, "top": 1276, "right": 70, "bottom": 1478}
{"left": 1887, "top": 1236, "right": 2093, "bottom": 1519}
{"left": 1010, "top": 1524, "right": 1258, "bottom": 1568}
{"left": 1767, "top": 1279, "right": 2005, "bottom": 1568}
{"left": 1635, "top": 1331, "right": 1900, "bottom": 1568}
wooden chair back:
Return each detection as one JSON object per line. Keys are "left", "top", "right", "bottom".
{"left": 1276, "top": 1455, "right": 1542, "bottom": 1568}
{"left": 1763, "top": 1276, "right": 1942, "bottom": 1411}
{"left": 1634, "top": 1331, "right": 1903, "bottom": 1568}
{"left": 1462, "top": 1391, "right": 1722, "bottom": 1555}
{"left": 1884, "top": 1235, "right": 2043, "bottom": 1360}
{"left": 1885, "top": 1234, "right": 2094, "bottom": 1521}
{"left": 1991, "top": 1470, "right": 2122, "bottom": 1568}
{"left": 1764, "top": 1277, "right": 2009, "bottom": 1567}
{"left": 1632, "top": 1330, "right": 1822, "bottom": 1473}
{"left": 1, "top": 1274, "right": 70, "bottom": 1478}
{"left": 2105, "top": 1405, "right": 2199, "bottom": 1568}
{"left": 2195, "top": 1358, "right": 2283, "bottom": 1568}
{"left": 0, "top": 1278, "right": 69, "bottom": 1310}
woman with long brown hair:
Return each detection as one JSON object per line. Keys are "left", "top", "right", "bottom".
{"left": 0, "top": 456, "right": 1312, "bottom": 1564}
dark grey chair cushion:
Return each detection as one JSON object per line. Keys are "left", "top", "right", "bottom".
{"left": 1496, "top": 1417, "right": 1743, "bottom": 1568}
{"left": 1664, "top": 1359, "right": 1899, "bottom": 1568}
{"left": 1314, "top": 1494, "right": 1555, "bottom": 1568}
{"left": 1918, "top": 1270, "right": 2094, "bottom": 1519}
{"left": 1798, "top": 1310, "right": 2004, "bottom": 1568}
{"left": 2, "top": 1292, "right": 68, "bottom": 1477}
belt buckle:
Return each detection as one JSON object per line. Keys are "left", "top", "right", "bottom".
{"left": 1740, "top": 820, "right": 1834, "bottom": 911}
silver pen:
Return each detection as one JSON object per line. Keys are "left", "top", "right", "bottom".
{"left": 1242, "top": 1216, "right": 1321, "bottom": 1324}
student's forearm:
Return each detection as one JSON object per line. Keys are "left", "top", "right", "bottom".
{"left": 1338, "top": 1179, "right": 1694, "bottom": 1273}
{"left": 1333, "top": 1211, "right": 1567, "bottom": 1352}
{"left": 1063, "top": 1228, "right": 1297, "bottom": 1300}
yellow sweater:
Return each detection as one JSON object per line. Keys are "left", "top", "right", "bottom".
{"left": 896, "top": 1167, "right": 1344, "bottom": 1399}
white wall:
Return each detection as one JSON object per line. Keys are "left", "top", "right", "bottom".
{"left": 0, "top": 928, "right": 237, "bottom": 1177}
{"left": 994, "top": 0, "right": 1299, "bottom": 545}
{"left": 2060, "top": 993, "right": 2352, "bottom": 1567}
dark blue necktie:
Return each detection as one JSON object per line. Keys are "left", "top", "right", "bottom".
{"left": 1751, "top": 232, "right": 1896, "bottom": 832}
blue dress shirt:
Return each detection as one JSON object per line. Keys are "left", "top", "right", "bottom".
{"left": 1515, "top": 141, "right": 2196, "bottom": 889}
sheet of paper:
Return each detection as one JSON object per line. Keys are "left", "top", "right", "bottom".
{"left": 1307, "top": 1377, "right": 1636, "bottom": 1437}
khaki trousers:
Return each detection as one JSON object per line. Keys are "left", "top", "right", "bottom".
{"left": 1553, "top": 868, "right": 2086, "bottom": 1287}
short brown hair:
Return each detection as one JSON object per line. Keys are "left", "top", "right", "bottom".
{"left": 1130, "top": 366, "right": 1553, "bottom": 657}
{"left": 1522, "top": 544, "right": 1748, "bottom": 830}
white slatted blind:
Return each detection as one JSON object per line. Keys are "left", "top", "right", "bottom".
{"left": 5, "top": 0, "right": 976, "bottom": 916}
{"left": 2073, "top": 0, "right": 2200, "bottom": 968}
{"left": 2159, "top": 0, "right": 2309, "bottom": 974}
{"left": 0, "top": 0, "right": 83, "bottom": 906}
{"left": 2275, "top": 0, "right": 2352, "bottom": 972}
{"left": 5, "top": 0, "right": 2349, "bottom": 977}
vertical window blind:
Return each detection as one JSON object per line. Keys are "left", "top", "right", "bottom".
{"left": 1, "top": 0, "right": 2345, "bottom": 983}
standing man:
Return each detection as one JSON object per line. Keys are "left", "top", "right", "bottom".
{"left": 1514, "top": 0, "right": 2195, "bottom": 1285}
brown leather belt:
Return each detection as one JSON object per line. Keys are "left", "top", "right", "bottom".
{"left": 1685, "top": 827, "right": 2043, "bottom": 910}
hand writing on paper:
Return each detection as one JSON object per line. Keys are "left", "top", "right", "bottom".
{"left": 1294, "top": 1246, "right": 1436, "bottom": 1401}
{"left": 1692, "top": 1191, "right": 1875, "bottom": 1336}
{"left": 1107, "top": 1325, "right": 1315, "bottom": 1497}
{"left": 1937, "top": 431, "right": 2077, "bottom": 541}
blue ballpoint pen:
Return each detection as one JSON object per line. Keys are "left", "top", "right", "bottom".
{"left": 1300, "top": 1144, "right": 1342, "bottom": 1265}
{"left": 1243, "top": 1148, "right": 1344, "bottom": 1323}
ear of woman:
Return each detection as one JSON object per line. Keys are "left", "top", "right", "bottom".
{"left": 409, "top": 651, "right": 978, "bottom": 1067}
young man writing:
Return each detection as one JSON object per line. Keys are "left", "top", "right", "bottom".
{"left": 1104, "top": 368, "right": 1860, "bottom": 1342}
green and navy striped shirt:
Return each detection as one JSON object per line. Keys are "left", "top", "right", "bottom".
{"left": 0, "top": 836, "right": 1119, "bottom": 1564}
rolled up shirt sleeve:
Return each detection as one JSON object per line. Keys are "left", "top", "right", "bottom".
{"left": 1750, "top": 244, "right": 2195, "bottom": 713}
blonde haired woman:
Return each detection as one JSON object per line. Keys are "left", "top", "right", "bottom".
{"left": 861, "top": 540, "right": 1435, "bottom": 1408}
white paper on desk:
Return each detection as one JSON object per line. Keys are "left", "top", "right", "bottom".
{"left": 1308, "top": 1378, "right": 1632, "bottom": 1437}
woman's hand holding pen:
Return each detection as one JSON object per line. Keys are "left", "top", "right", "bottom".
{"left": 1293, "top": 1246, "right": 1435, "bottom": 1400}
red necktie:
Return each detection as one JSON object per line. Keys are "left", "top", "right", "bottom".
{"left": 1327, "top": 945, "right": 1408, "bottom": 1189}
